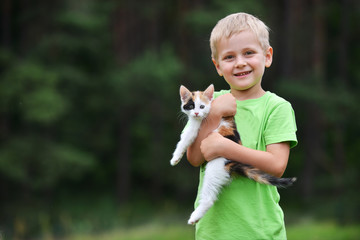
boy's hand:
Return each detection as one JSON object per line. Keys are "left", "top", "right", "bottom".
{"left": 211, "top": 93, "right": 236, "bottom": 118}
{"left": 200, "top": 132, "right": 228, "bottom": 161}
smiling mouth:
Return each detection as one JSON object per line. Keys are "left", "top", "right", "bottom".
{"left": 234, "top": 71, "right": 252, "bottom": 77}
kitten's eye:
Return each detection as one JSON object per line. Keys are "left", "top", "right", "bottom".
{"left": 200, "top": 105, "right": 205, "bottom": 109}
{"left": 183, "top": 100, "right": 195, "bottom": 111}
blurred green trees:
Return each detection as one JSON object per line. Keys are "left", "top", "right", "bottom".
{"left": 0, "top": 0, "right": 359, "bottom": 238}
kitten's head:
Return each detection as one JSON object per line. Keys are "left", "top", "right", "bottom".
{"left": 179, "top": 84, "right": 214, "bottom": 119}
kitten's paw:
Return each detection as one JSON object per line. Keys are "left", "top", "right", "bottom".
{"left": 170, "top": 157, "right": 180, "bottom": 166}
{"left": 187, "top": 218, "right": 199, "bottom": 225}
{"left": 187, "top": 211, "right": 201, "bottom": 225}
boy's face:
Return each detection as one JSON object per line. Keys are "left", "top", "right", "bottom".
{"left": 212, "top": 30, "right": 273, "bottom": 97}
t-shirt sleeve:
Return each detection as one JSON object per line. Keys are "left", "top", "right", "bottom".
{"left": 264, "top": 102, "right": 298, "bottom": 148}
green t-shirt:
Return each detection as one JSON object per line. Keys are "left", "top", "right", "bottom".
{"left": 194, "top": 90, "right": 297, "bottom": 240}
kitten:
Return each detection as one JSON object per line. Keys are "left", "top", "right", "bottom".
{"left": 170, "top": 84, "right": 296, "bottom": 225}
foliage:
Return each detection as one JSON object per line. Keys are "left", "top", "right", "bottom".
{"left": 0, "top": 137, "right": 94, "bottom": 188}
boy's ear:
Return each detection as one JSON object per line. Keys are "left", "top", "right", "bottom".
{"left": 212, "top": 58, "right": 223, "bottom": 77}
{"left": 265, "top": 47, "right": 273, "bottom": 68}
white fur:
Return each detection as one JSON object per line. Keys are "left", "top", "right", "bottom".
{"left": 170, "top": 118, "right": 202, "bottom": 166}
{"left": 187, "top": 119, "right": 233, "bottom": 224}
{"left": 170, "top": 94, "right": 211, "bottom": 166}
{"left": 188, "top": 157, "right": 231, "bottom": 225}
{"left": 170, "top": 95, "right": 231, "bottom": 224}
{"left": 171, "top": 85, "right": 219, "bottom": 224}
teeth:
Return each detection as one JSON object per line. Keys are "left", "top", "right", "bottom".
{"left": 235, "top": 71, "right": 250, "bottom": 76}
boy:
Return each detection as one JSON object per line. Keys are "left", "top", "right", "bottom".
{"left": 187, "top": 13, "right": 297, "bottom": 239}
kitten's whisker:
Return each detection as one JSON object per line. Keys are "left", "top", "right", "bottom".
{"left": 177, "top": 111, "right": 188, "bottom": 125}
{"left": 202, "top": 116, "right": 210, "bottom": 125}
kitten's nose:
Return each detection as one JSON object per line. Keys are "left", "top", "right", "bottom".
{"left": 195, "top": 112, "right": 199, "bottom": 116}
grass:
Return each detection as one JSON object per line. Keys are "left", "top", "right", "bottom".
{"left": 287, "top": 221, "right": 360, "bottom": 240}
{"left": 65, "top": 223, "right": 195, "bottom": 240}
{"left": 63, "top": 221, "right": 360, "bottom": 240}
{"left": 5, "top": 196, "right": 359, "bottom": 240}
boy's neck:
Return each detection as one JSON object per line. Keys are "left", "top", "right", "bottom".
{"left": 230, "top": 86, "right": 266, "bottom": 101}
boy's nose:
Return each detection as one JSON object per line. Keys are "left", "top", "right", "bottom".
{"left": 235, "top": 57, "right": 247, "bottom": 67}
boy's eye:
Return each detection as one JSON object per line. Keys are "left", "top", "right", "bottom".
{"left": 244, "top": 51, "right": 254, "bottom": 55}
{"left": 224, "top": 55, "right": 234, "bottom": 60}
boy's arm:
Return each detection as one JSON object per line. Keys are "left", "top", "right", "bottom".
{"left": 200, "top": 132, "right": 290, "bottom": 178}
{"left": 187, "top": 93, "right": 237, "bottom": 167}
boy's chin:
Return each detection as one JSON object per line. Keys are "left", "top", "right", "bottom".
{"left": 230, "top": 81, "right": 261, "bottom": 91}
{"left": 231, "top": 85, "right": 253, "bottom": 91}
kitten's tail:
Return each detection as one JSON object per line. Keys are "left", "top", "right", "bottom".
{"left": 227, "top": 162, "right": 296, "bottom": 188}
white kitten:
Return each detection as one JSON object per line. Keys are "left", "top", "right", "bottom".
{"left": 170, "top": 84, "right": 214, "bottom": 166}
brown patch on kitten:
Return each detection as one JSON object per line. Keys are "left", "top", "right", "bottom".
{"left": 217, "top": 125, "right": 235, "bottom": 137}
{"left": 199, "top": 92, "right": 211, "bottom": 103}
{"left": 244, "top": 168, "right": 271, "bottom": 185}
{"left": 224, "top": 161, "right": 235, "bottom": 173}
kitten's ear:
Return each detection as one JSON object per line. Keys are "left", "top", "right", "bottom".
{"left": 180, "top": 85, "right": 192, "bottom": 101}
{"left": 203, "top": 84, "right": 214, "bottom": 101}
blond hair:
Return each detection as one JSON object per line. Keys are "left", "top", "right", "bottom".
{"left": 210, "top": 13, "right": 270, "bottom": 59}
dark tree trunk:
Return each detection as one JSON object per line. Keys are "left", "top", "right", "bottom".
{"left": 332, "top": 0, "right": 351, "bottom": 195}
{"left": 1, "top": 0, "right": 12, "bottom": 48}
{"left": 116, "top": 118, "right": 131, "bottom": 203}
{"left": 301, "top": 0, "right": 327, "bottom": 201}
